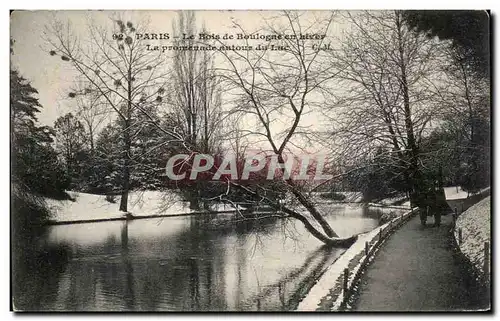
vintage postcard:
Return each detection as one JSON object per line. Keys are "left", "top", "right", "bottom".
{"left": 10, "top": 9, "right": 491, "bottom": 312}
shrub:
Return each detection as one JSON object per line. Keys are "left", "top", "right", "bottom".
{"left": 105, "top": 194, "right": 116, "bottom": 203}
{"left": 12, "top": 183, "right": 51, "bottom": 238}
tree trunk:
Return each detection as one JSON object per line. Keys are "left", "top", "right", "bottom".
{"left": 287, "top": 208, "right": 356, "bottom": 246}
{"left": 119, "top": 68, "right": 133, "bottom": 213}
{"left": 396, "top": 12, "right": 424, "bottom": 208}
{"left": 275, "top": 154, "right": 339, "bottom": 238}
{"left": 289, "top": 187, "right": 339, "bottom": 238}
{"left": 119, "top": 120, "right": 131, "bottom": 212}
{"left": 89, "top": 126, "right": 94, "bottom": 156}
{"left": 229, "top": 182, "right": 352, "bottom": 246}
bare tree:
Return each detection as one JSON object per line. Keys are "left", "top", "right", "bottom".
{"left": 440, "top": 46, "right": 490, "bottom": 143}
{"left": 326, "top": 10, "right": 448, "bottom": 207}
{"left": 44, "top": 14, "right": 175, "bottom": 211}
{"left": 158, "top": 11, "right": 230, "bottom": 210}
{"left": 73, "top": 85, "right": 109, "bottom": 155}
{"left": 208, "top": 11, "right": 356, "bottom": 246}
{"left": 168, "top": 11, "right": 224, "bottom": 154}
{"left": 435, "top": 45, "right": 490, "bottom": 191}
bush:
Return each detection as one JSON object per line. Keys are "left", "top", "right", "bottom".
{"left": 11, "top": 183, "right": 51, "bottom": 238}
{"left": 105, "top": 194, "right": 116, "bottom": 203}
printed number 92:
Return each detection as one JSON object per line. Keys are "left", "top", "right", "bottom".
{"left": 112, "top": 34, "right": 124, "bottom": 40}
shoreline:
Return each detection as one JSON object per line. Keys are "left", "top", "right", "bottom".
{"left": 46, "top": 208, "right": 277, "bottom": 226}
{"left": 46, "top": 202, "right": 408, "bottom": 226}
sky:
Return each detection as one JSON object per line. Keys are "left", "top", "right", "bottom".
{"left": 10, "top": 10, "right": 345, "bottom": 154}
{"left": 10, "top": 10, "right": 265, "bottom": 126}
{"left": 10, "top": 11, "right": 338, "bottom": 121}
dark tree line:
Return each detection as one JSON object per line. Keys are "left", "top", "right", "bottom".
{"left": 11, "top": 67, "right": 70, "bottom": 235}
{"left": 404, "top": 10, "right": 490, "bottom": 78}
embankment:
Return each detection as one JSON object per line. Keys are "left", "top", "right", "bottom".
{"left": 453, "top": 196, "right": 491, "bottom": 300}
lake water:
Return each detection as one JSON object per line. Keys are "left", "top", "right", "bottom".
{"left": 12, "top": 204, "right": 400, "bottom": 311}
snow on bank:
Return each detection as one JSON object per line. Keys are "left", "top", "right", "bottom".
{"left": 377, "top": 195, "right": 408, "bottom": 206}
{"left": 48, "top": 188, "right": 403, "bottom": 224}
{"left": 338, "top": 192, "right": 364, "bottom": 203}
{"left": 455, "top": 196, "right": 491, "bottom": 277}
{"left": 310, "top": 191, "right": 363, "bottom": 203}
{"left": 45, "top": 190, "right": 242, "bottom": 222}
{"left": 313, "top": 191, "right": 409, "bottom": 207}
{"left": 296, "top": 209, "right": 415, "bottom": 311}
{"left": 46, "top": 186, "right": 480, "bottom": 223}
{"left": 445, "top": 186, "right": 490, "bottom": 200}
{"left": 313, "top": 186, "right": 488, "bottom": 206}
{"left": 367, "top": 202, "right": 410, "bottom": 210}
{"left": 444, "top": 186, "right": 469, "bottom": 200}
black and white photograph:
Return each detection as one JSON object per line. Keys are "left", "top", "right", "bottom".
{"left": 9, "top": 9, "right": 491, "bottom": 312}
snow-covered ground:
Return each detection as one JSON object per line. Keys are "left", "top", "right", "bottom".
{"left": 314, "top": 186, "right": 488, "bottom": 206}
{"left": 455, "top": 196, "right": 491, "bottom": 277}
{"left": 444, "top": 186, "right": 490, "bottom": 200}
{"left": 310, "top": 191, "right": 363, "bottom": 203}
{"left": 312, "top": 191, "right": 406, "bottom": 206}
{"left": 45, "top": 190, "right": 242, "bottom": 222}
{"left": 377, "top": 195, "right": 408, "bottom": 206}
{"left": 50, "top": 189, "right": 409, "bottom": 223}
{"left": 47, "top": 185, "right": 480, "bottom": 223}
{"left": 444, "top": 186, "right": 469, "bottom": 200}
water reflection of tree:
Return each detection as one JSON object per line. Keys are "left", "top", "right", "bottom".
{"left": 111, "top": 215, "right": 340, "bottom": 311}
{"left": 237, "top": 246, "right": 341, "bottom": 311}
{"left": 362, "top": 206, "right": 384, "bottom": 220}
{"left": 197, "top": 212, "right": 284, "bottom": 237}
{"left": 18, "top": 213, "right": 349, "bottom": 311}
{"left": 121, "top": 221, "right": 136, "bottom": 310}
{"left": 12, "top": 230, "right": 71, "bottom": 311}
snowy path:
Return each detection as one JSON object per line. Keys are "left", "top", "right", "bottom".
{"left": 349, "top": 214, "right": 489, "bottom": 311}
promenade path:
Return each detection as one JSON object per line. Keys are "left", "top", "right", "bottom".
{"left": 350, "top": 214, "right": 489, "bottom": 311}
